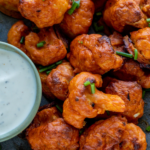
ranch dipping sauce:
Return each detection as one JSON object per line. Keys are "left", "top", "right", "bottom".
{"left": 0, "top": 48, "right": 36, "bottom": 136}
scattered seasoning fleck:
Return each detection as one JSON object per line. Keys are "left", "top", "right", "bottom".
{"left": 106, "top": 110, "right": 110, "bottom": 116}
{"left": 146, "top": 126, "right": 150, "bottom": 132}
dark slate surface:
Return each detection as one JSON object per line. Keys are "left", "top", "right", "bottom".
{"left": 0, "top": 11, "right": 150, "bottom": 150}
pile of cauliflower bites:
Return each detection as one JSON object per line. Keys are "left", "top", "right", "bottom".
{"left": 3, "top": 0, "right": 150, "bottom": 149}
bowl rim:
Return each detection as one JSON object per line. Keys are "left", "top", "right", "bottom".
{"left": 0, "top": 41, "right": 42, "bottom": 142}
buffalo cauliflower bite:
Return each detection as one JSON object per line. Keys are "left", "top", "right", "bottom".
{"left": 79, "top": 116, "right": 147, "bottom": 150}
{"left": 124, "top": 27, "right": 150, "bottom": 65}
{"left": 112, "top": 58, "right": 150, "bottom": 89}
{"left": 59, "top": 0, "right": 95, "bottom": 38}
{"left": 26, "top": 107, "right": 79, "bottom": 150}
{"left": 68, "top": 34, "right": 123, "bottom": 75}
{"left": 63, "top": 72, "right": 125, "bottom": 129}
{"left": 7, "top": 21, "right": 30, "bottom": 56}
{"left": 37, "top": 69, "right": 55, "bottom": 100}
{"left": 140, "top": 0, "right": 150, "bottom": 17}
{"left": 47, "top": 61, "right": 74, "bottom": 101}
{"left": 25, "top": 27, "right": 67, "bottom": 66}
{"left": 0, "top": 0, "right": 22, "bottom": 18}
{"left": 103, "top": 0, "right": 147, "bottom": 33}
{"left": 104, "top": 77, "right": 144, "bottom": 123}
{"left": 120, "top": 123, "right": 147, "bottom": 150}
{"left": 18, "top": 0, "right": 71, "bottom": 28}
{"left": 80, "top": 116, "right": 127, "bottom": 150}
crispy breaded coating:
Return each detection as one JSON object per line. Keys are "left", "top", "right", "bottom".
{"left": 80, "top": 116, "right": 127, "bottom": 150}
{"left": 79, "top": 116, "right": 147, "bottom": 150}
{"left": 7, "top": 21, "right": 30, "bottom": 56}
{"left": 59, "top": 0, "right": 95, "bottom": 38}
{"left": 104, "top": 77, "right": 144, "bottom": 123}
{"left": 63, "top": 72, "right": 125, "bottom": 128}
{"left": 25, "top": 27, "right": 67, "bottom": 66}
{"left": 18, "top": 0, "right": 71, "bottom": 28}
{"left": 112, "top": 58, "right": 150, "bottom": 89}
{"left": 103, "top": 0, "right": 147, "bottom": 33}
{"left": 109, "top": 31, "right": 125, "bottom": 52}
{"left": 47, "top": 62, "right": 74, "bottom": 101}
{"left": 37, "top": 69, "right": 55, "bottom": 100}
{"left": 124, "top": 27, "right": 150, "bottom": 64}
{"left": 0, "top": 0, "right": 22, "bottom": 18}
{"left": 26, "top": 107, "right": 79, "bottom": 150}
{"left": 140, "top": 0, "right": 150, "bottom": 17}
{"left": 120, "top": 123, "right": 147, "bottom": 150}
{"left": 68, "top": 34, "right": 123, "bottom": 75}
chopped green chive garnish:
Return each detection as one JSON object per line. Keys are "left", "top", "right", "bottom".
{"left": 37, "top": 41, "right": 46, "bottom": 48}
{"left": 79, "top": 129, "right": 84, "bottom": 135}
{"left": 39, "top": 64, "right": 56, "bottom": 73}
{"left": 68, "top": 0, "right": 80, "bottom": 15}
{"left": 146, "top": 18, "right": 150, "bottom": 22}
{"left": 39, "top": 65, "right": 44, "bottom": 69}
{"left": 106, "top": 110, "right": 110, "bottom": 116}
{"left": 134, "top": 49, "right": 138, "bottom": 60}
{"left": 39, "top": 60, "right": 63, "bottom": 73}
{"left": 56, "top": 105, "right": 63, "bottom": 113}
{"left": 116, "top": 51, "right": 133, "bottom": 58}
{"left": 84, "top": 81, "right": 91, "bottom": 86}
{"left": 78, "top": 41, "right": 83, "bottom": 44}
{"left": 146, "top": 126, "right": 150, "bottom": 132}
{"left": 91, "top": 83, "right": 95, "bottom": 94}
{"left": 149, "top": 23, "right": 150, "bottom": 27}
{"left": 142, "top": 90, "right": 146, "bottom": 98}
{"left": 96, "top": 12, "right": 102, "bottom": 16}
{"left": 32, "top": 26, "right": 40, "bottom": 33}
{"left": 20, "top": 36, "right": 25, "bottom": 44}
{"left": 145, "top": 88, "right": 150, "bottom": 91}
{"left": 32, "top": 26, "right": 39, "bottom": 30}
{"left": 56, "top": 60, "right": 63, "bottom": 65}
{"left": 93, "top": 22, "right": 104, "bottom": 32}
{"left": 46, "top": 70, "right": 52, "bottom": 75}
